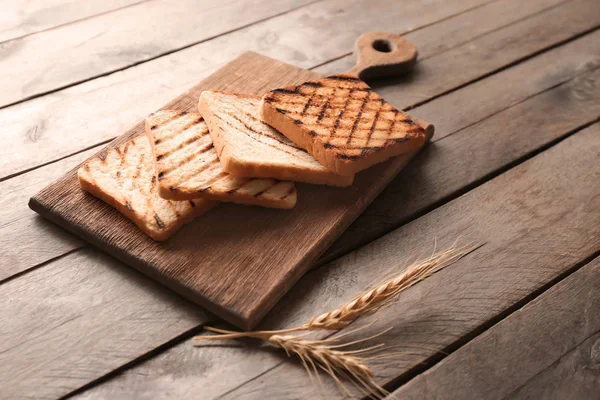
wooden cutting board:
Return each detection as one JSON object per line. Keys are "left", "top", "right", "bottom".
{"left": 30, "top": 36, "right": 429, "bottom": 330}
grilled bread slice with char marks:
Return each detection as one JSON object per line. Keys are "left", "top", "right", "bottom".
{"left": 77, "top": 135, "right": 216, "bottom": 241}
{"left": 146, "top": 110, "right": 297, "bottom": 209}
{"left": 198, "top": 90, "right": 353, "bottom": 187}
{"left": 260, "top": 74, "right": 428, "bottom": 176}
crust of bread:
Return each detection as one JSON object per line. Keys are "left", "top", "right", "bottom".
{"left": 145, "top": 110, "right": 296, "bottom": 209}
{"left": 198, "top": 90, "right": 353, "bottom": 187}
{"left": 77, "top": 136, "right": 215, "bottom": 241}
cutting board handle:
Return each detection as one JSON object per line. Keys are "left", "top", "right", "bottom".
{"left": 346, "top": 32, "right": 418, "bottom": 81}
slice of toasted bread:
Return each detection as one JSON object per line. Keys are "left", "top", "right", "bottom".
{"left": 77, "top": 135, "right": 216, "bottom": 241}
{"left": 198, "top": 90, "right": 353, "bottom": 187}
{"left": 145, "top": 110, "right": 296, "bottom": 209}
{"left": 260, "top": 74, "right": 429, "bottom": 176}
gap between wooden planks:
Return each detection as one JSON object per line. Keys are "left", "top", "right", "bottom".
{"left": 202, "top": 123, "right": 600, "bottom": 400}
{"left": 0, "top": 0, "right": 485, "bottom": 109}
{"left": 0, "top": 0, "right": 148, "bottom": 44}
{"left": 2, "top": 1, "right": 596, "bottom": 398}
{"left": 2, "top": 15, "right": 599, "bottom": 284}
{"left": 5, "top": 38, "right": 600, "bottom": 400}
{"left": 390, "top": 255, "right": 600, "bottom": 399}
{"left": 69, "top": 39, "right": 600, "bottom": 397}
{"left": 0, "top": 0, "right": 535, "bottom": 275}
{"left": 0, "top": 0, "right": 323, "bottom": 109}
{"left": 74, "top": 123, "right": 600, "bottom": 399}
{"left": 0, "top": 0, "right": 497, "bottom": 180}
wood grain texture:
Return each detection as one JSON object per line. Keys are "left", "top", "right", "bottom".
{"left": 76, "top": 123, "right": 600, "bottom": 400}
{"left": 0, "top": 247, "right": 209, "bottom": 400}
{"left": 0, "top": 0, "right": 491, "bottom": 179}
{"left": 317, "top": 0, "right": 566, "bottom": 76}
{"left": 390, "top": 256, "right": 600, "bottom": 400}
{"left": 5, "top": 6, "right": 599, "bottom": 286}
{"left": 317, "top": 0, "right": 599, "bottom": 109}
{"left": 0, "top": 149, "right": 93, "bottom": 282}
{"left": 4, "top": 2, "right": 598, "bottom": 396}
{"left": 68, "top": 54, "right": 600, "bottom": 398}
{"left": 325, "top": 28, "right": 600, "bottom": 262}
{"left": 215, "top": 124, "right": 600, "bottom": 400}
{"left": 0, "top": 0, "right": 144, "bottom": 43}
{"left": 30, "top": 52, "right": 425, "bottom": 330}
{"left": 508, "top": 332, "right": 600, "bottom": 400}
{"left": 0, "top": 0, "right": 315, "bottom": 108}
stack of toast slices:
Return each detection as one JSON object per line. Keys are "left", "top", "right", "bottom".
{"left": 78, "top": 74, "right": 432, "bottom": 241}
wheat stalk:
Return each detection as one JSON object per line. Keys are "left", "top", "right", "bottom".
{"left": 268, "top": 334, "right": 388, "bottom": 399}
{"left": 193, "top": 242, "right": 480, "bottom": 343}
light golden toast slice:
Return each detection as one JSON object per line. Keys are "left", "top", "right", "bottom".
{"left": 77, "top": 135, "right": 216, "bottom": 241}
{"left": 198, "top": 90, "right": 353, "bottom": 187}
{"left": 145, "top": 110, "right": 296, "bottom": 209}
{"left": 260, "top": 74, "right": 429, "bottom": 176}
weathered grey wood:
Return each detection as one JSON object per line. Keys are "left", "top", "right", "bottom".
{"left": 0, "top": 0, "right": 487, "bottom": 109}
{"left": 390, "top": 256, "right": 600, "bottom": 400}
{"left": 0, "top": 0, "right": 316, "bottom": 108}
{"left": 4, "top": 2, "right": 599, "bottom": 397}
{"left": 4, "top": 26, "right": 598, "bottom": 284}
{"left": 314, "top": 0, "right": 564, "bottom": 75}
{"left": 508, "top": 333, "right": 600, "bottom": 400}
{"left": 214, "top": 125, "right": 600, "bottom": 400}
{"left": 0, "top": 0, "right": 491, "bottom": 179}
{"left": 0, "top": 247, "right": 210, "bottom": 400}
{"left": 316, "top": 0, "right": 600, "bottom": 112}
{"left": 0, "top": 0, "right": 144, "bottom": 43}
{"left": 0, "top": 148, "right": 93, "bottom": 281}
{"left": 325, "top": 31, "right": 600, "bottom": 261}
{"left": 373, "top": 0, "right": 600, "bottom": 106}
{"left": 0, "top": 0, "right": 511, "bottom": 278}
{"left": 75, "top": 123, "right": 600, "bottom": 399}
{"left": 18, "top": 80, "right": 600, "bottom": 400}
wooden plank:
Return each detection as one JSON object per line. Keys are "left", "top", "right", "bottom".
{"left": 4, "top": 26, "right": 599, "bottom": 284}
{"left": 0, "top": 0, "right": 317, "bottom": 108}
{"left": 508, "top": 333, "right": 600, "bottom": 400}
{"left": 0, "top": 0, "right": 491, "bottom": 180}
{"left": 317, "top": 0, "right": 600, "bottom": 112}
{"left": 83, "top": 63, "right": 600, "bottom": 397}
{"left": 314, "top": 0, "right": 564, "bottom": 75}
{"left": 390, "top": 256, "right": 600, "bottom": 400}
{"left": 14, "top": 85, "right": 600, "bottom": 399}
{"left": 4, "top": 3, "right": 599, "bottom": 397}
{"left": 324, "top": 29, "right": 600, "bottom": 261}
{"left": 0, "top": 149, "right": 92, "bottom": 282}
{"left": 0, "top": 0, "right": 144, "bottom": 43}
{"left": 0, "top": 0, "right": 498, "bottom": 283}
{"left": 0, "top": 0, "right": 486, "bottom": 109}
{"left": 210, "top": 125, "right": 600, "bottom": 399}
{"left": 0, "top": 247, "right": 209, "bottom": 400}
{"left": 74, "top": 123, "right": 600, "bottom": 399}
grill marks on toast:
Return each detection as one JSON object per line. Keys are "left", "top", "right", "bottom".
{"left": 146, "top": 110, "right": 296, "bottom": 209}
{"left": 77, "top": 135, "right": 215, "bottom": 241}
{"left": 262, "top": 74, "right": 427, "bottom": 166}
{"left": 198, "top": 90, "right": 353, "bottom": 187}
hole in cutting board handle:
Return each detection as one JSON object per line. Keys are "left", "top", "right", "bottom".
{"left": 372, "top": 39, "right": 394, "bottom": 53}
{"left": 348, "top": 32, "right": 418, "bottom": 81}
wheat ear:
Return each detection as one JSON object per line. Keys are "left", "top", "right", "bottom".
{"left": 193, "top": 242, "right": 480, "bottom": 343}
{"left": 304, "top": 242, "right": 479, "bottom": 330}
{"left": 268, "top": 334, "right": 388, "bottom": 399}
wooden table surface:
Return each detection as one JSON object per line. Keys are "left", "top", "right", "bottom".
{"left": 1, "top": 0, "right": 599, "bottom": 398}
